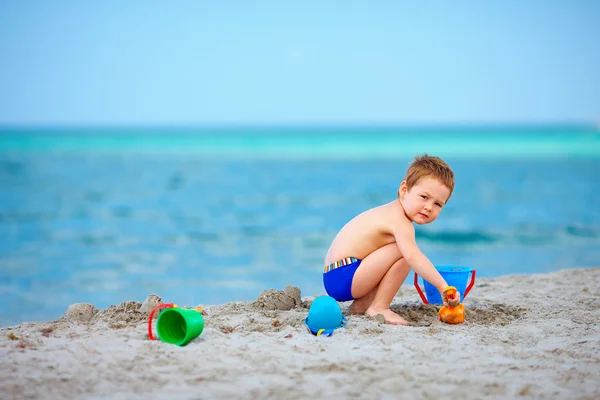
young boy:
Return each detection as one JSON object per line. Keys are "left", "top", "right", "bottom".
{"left": 323, "top": 154, "right": 460, "bottom": 325}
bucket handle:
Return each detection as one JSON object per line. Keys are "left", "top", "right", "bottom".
{"left": 147, "top": 303, "right": 175, "bottom": 340}
{"left": 413, "top": 270, "right": 476, "bottom": 305}
{"left": 464, "top": 270, "right": 476, "bottom": 299}
{"left": 414, "top": 273, "right": 429, "bottom": 304}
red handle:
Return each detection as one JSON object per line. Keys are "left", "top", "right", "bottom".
{"left": 414, "top": 269, "right": 476, "bottom": 304}
{"left": 147, "top": 303, "right": 175, "bottom": 340}
{"left": 463, "top": 270, "right": 476, "bottom": 299}
{"left": 414, "top": 273, "right": 428, "bottom": 304}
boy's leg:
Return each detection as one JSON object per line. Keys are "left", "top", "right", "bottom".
{"left": 365, "top": 258, "right": 411, "bottom": 325}
{"left": 350, "top": 259, "right": 412, "bottom": 315}
{"left": 350, "top": 243, "right": 412, "bottom": 325}
{"left": 351, "top": 242, "right": 402, "bottom": 298}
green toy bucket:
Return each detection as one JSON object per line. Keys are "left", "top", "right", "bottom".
{"left": 148, "top": 304, "right": 204, "bottom": 346}
{"left": 414, "top": 266, "right": 476, "bottom": 305}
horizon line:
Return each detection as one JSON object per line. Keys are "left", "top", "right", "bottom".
{"left": 0, "top": 120, "right": 598, "bottom": 131}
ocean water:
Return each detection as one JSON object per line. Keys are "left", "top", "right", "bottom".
{"left": 1, "top": 125, "right": 599, "bottom": 327}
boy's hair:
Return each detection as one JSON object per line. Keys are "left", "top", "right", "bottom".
{"left": 404, "top": 154, "right": 455, "bottom": 200}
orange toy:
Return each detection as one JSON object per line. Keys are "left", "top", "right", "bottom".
{"left": 438, "top": 286, "right": 465, "bottom": 324}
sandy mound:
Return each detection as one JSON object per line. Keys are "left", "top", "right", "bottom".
{"left": 65, "top": 303, "right": 98, "bottom": 323}
{"left": 80, "top": 294, "right": 164, "bottom": 329}
{"left": 250, "top": 285, "right": 303, "bottom": 310}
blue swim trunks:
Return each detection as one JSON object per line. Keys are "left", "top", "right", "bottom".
{"left": 323, "top": 257, "right": 362, "bottom": 302}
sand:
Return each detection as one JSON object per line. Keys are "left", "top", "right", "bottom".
{"left": 2, "top": 268, "right": 600, "bottom": 400}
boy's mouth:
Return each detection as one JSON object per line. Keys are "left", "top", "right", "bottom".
{"left": 418, "top": 212, "right": 429, "bottom": 219}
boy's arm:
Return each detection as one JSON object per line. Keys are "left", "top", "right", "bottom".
{"left": 393, "top": 219, "right": 449, "bottom": 294}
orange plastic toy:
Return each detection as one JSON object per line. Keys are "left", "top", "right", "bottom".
{"left": 438, "top": 286, "right": 465, "bottom": 324}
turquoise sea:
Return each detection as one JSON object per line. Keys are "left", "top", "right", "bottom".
{"left": 1, "top": 125, "right": 599, "bottom": 326}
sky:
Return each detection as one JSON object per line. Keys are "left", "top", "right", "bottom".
{"left": 0, "top": 1, "right": 599, "bottom": 126}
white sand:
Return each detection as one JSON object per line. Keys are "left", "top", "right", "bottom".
{"left": 2, "top": 268, "right": 600, "bottom": 400}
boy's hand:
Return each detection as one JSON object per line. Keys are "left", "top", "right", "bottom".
{"left": 442, "top": 286, "right": 461, "bottom": 307}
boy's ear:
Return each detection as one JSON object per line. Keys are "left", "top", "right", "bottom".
{"left": 398, "top": 180, "right": 408, "bottom": 199}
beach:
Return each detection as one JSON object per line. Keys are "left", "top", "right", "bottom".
{"left": 2, "top": 2, "right": 599, "bottom": 399}
{"left": 2, "top": 267, "right": 600, "bottom": 400}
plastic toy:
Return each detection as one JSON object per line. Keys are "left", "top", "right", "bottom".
{"left": 147, "top": 303, "right": 204, "bottom": 346}
{"left": 414, "top": 266, "right": 476, "bottom": 304}
{"left": 438, "top": 286, "right": 465, "bottom": 324}
{"left": 304, "top": 296, "right": 347, "bottom": 336}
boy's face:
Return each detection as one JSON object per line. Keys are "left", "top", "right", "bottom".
{"left": 399, "top": 176, "right": 450, "bottom": 225}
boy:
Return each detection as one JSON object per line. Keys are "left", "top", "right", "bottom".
{"left": 323, "top": 154, "right": 460, "bottom": 325}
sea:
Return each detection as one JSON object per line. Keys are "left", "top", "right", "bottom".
{"left": 1, "top": 125, "right": 599, "bottom": 327}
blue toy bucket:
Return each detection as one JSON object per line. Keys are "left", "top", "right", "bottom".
{"left": 414, "top": 266, "right": 476, "bottom": 304}
{"left": 304, "top": 296, "right": 347, "bottom": 336}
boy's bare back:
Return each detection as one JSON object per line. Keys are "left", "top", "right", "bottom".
{"left": 324, "top": 200, "right": 410, "bottom": 266}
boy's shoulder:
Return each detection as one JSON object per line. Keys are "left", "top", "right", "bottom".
{"left": 365, "top": 200, "right": 413, "bottom": 234}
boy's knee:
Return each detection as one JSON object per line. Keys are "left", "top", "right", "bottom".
{"left": 388, "top": 258, "right": 403, "bottom": 271}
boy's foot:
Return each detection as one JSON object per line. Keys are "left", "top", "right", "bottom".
{"left": 366, "top": 306, "right": 409, "bottom": 326}
{"left": 349, "top": 297, "right": 372, "bottom": 314}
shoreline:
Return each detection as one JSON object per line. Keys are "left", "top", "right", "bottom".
{"left": 1, "top": 268, "right": 599, "bottom": 399}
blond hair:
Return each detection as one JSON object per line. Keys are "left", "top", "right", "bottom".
{"left": 403, "top": 154, "right": 455, "bottom": 200}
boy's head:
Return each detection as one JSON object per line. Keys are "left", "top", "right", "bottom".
{"left": 398, "top": 154, "right": 454, "bottom": 224}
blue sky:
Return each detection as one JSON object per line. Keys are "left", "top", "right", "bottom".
{"left": 1, "top": 1, "right": 599, "bottom": 125}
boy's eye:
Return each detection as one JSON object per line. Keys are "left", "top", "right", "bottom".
{"left": 435, "top": 202, "right": 442, "bottom": 207}
{"left": 420, "top": 195, "right": 427, "bottom": 199}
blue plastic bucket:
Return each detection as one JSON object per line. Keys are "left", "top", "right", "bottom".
{"left": 415, "top": 266, "right": 476, "bottom": 304}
